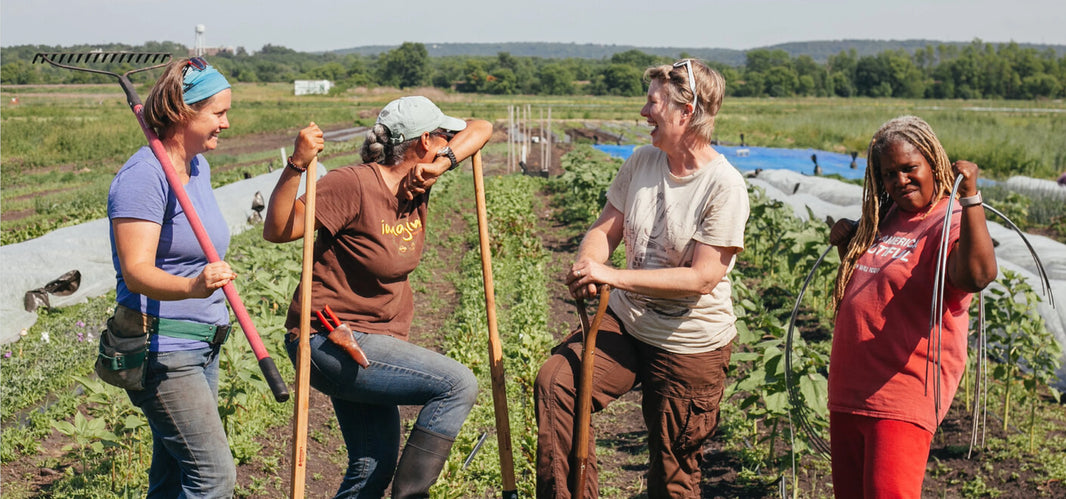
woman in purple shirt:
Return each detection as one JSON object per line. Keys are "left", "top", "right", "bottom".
{"left": 107, "top": 57, "right": 237, "bottom": 498}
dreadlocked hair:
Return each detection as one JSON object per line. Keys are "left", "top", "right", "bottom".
{"left": 832, "top": 115, "right": 954, "bottom": 307}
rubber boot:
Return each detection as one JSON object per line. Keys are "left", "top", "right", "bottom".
{"left": 391, "top": 427, "right": 455, "bottom": 499}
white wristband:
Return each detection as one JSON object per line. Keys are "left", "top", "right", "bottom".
{"left": 959, "top": 192, "right": 982, "bottom": 207}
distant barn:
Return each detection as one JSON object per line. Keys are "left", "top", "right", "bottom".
{"left": 294, "top": 80, "right": 333, "bottom": 96}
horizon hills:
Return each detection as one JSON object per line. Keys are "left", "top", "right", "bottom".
{"left": 4, "top": 38, "right": 1065, "bottom": 66}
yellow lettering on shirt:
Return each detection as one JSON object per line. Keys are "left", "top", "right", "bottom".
{"left": 380, "top": 218, "right": 424, "bottom": 242}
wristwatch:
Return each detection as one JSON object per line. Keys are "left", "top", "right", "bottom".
{"left": 437, "top": 146, "right": 459, "bottom": 171}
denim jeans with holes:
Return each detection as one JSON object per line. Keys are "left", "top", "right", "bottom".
{"left": 285, "top": 330, "right": 477, "bottom": 498}
{"left": 127, "top": 346, "right": 236, "bottom": 499}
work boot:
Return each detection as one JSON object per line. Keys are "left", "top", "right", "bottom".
{"left": 391, "top": 427, "right": 454, "bottom": 499}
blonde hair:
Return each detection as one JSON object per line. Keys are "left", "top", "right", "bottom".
{"left": 143, "top": 57, "right": 210, "bottom": 138}
{"left": 833, "top": 115, "right": 955, "bottom": 306}
{"left": 643, "top": 59, "right": 725, "bottom": 143}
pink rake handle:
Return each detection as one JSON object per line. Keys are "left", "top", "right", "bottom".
{"left": 133, "top": 103, "right": 290, "bottom": 403}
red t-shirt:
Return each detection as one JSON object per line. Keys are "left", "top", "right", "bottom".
{"left": 284, "top": 163, "right": 426, "bottom": 340}
{"left": 828, "top": 197, "right": 971, "bottom": 433}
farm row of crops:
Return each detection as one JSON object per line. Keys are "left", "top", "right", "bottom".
{"left": 2, "top": 142, "right": 1064, "bottom": 497}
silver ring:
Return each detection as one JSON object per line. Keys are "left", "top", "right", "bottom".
{"left": 575, "top": 270, "right": 581, "bottom": 277}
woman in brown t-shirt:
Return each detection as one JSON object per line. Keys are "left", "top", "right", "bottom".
{"left": 264, "top": 96, "right": 491, "bottom": 498}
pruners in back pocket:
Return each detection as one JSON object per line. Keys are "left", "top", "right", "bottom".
{"left": 315, "top": 306, "right": 370, "bottom": 368}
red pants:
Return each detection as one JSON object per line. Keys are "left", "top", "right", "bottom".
{"left": 830, "top": 412, "right": 933, "bottom": 499}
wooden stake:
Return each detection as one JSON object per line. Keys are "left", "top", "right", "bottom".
{"left": 472, "top": 150, "right": 519, "bottom": 499}
{"left": 290, "top": 157, "right": 317, "bottom": 499}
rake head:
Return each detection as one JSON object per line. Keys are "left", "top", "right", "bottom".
{"left": 32, "top": 51, "right": 174, "bottom": 108}
{"left": 32, "top": 51, "right": 172, "bottom": 78}
{"left": 33, "top": 51, "right": 170, "bottom": 65}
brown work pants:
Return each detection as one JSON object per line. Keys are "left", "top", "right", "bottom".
{"left": 534, "top": 312, "right": 732, "bottom": 499}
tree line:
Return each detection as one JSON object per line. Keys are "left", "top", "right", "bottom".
{"left": 3, "top": 39, "right": 1064, "bottom": 99}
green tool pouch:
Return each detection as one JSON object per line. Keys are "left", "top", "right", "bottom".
{"left": 94, "top": 314, "right": 149, "bottom": 391}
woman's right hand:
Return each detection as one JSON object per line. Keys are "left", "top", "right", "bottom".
{"left": 291, "top": 122, "right": 324, "bottom": 170}
{"left": 191, "top": 261, "right": 237, "bottom": 298}
{"left": 829, "top": 218, "right": 858, "bottom": 248}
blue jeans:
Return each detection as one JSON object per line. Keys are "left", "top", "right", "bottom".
{"left": 127, "top": 346, "right": 236, "bottom": 499}
{"left": 286, "top": 330, "right": 478, "bottom": 499}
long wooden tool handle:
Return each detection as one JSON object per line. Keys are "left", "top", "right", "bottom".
{"left": 572, "top": 286, "right": 611, "bottom": 499}
{"left": 472, "top": 150, "right": 519, "bottom": 499}
{"left": 131, "top": 103, "right": 289, "bottom": 402}
{"left": 290, "top": 157, "right": 318, "bottom": 499}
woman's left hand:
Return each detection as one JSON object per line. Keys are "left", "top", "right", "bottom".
{"left": 566, "top": 259, "right": 611, "bottom": 300}
{"left": 952, "top": 160, "right": 980, "bottom": 197}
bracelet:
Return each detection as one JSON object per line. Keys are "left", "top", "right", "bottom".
{"left": 286, "top": 156, "right": 306, "bottom": 174}
{"left": 959, "top": 191, "right": 983, "bottom": 207}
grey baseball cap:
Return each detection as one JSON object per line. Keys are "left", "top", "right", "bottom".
{"left": 377, "top": 96, "right": 467, "bottom": 144}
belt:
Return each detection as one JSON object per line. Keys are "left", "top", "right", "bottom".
{"left": 155, "top": 317, "right": 231, "bottom": 345}
{"left": 114, "top": 304, "right": 230, "bottom": 345}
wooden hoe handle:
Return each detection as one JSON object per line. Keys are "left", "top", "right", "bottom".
{"left": 290, "top": 157, "right": 318, "bottom": 498}
{"left": 471, "top": 150, "right": 519, "bottom": 498}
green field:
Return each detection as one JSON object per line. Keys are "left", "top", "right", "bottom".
{"left": 0, "top": 84, "right": 631, "bottom": 243}
{"left": 3, "top": 83, "right": 1065, "bottom": 244}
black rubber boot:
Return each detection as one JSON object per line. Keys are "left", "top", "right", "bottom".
{"left": 391, "top": 427, "right": 455, "bottom": 499}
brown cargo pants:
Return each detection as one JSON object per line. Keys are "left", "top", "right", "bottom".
{"left": 534, "top": 311, "right": 732, "bottom": 499}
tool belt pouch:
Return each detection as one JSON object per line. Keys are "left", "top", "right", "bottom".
{"left": 94, "top": 308, "right": 150, "bottom": 391}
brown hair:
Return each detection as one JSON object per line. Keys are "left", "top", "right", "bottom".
{"left": 643, "top": 59, "right": 726, "bottom": 143}
{"left": 833, "top": 115, "right": 954, "bottom": 306}
{"left": 143, "top": 57, "right": 209, "bottom": 138}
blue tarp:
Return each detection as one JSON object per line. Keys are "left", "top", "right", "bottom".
{"left": 595, "top": 144, "right": 868, "bottom": 180}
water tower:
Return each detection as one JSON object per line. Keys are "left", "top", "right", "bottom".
{"left": 194, "top": 24, "right": 206, "bottom": 57}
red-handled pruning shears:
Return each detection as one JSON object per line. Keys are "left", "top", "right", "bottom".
{"left": 315, "top": 305, "right": 370, "bottom": 368}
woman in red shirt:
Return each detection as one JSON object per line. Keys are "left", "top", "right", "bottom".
{"left": 827, "top": 116, "right": 997, "bottom": 498}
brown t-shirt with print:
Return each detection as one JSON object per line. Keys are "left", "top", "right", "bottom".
{"left": 284, "top": 163, "right": 426, "bottom": 341}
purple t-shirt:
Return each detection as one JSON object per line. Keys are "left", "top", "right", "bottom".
{"left": 108, "top": 146, "right": 230, "bottom": 351}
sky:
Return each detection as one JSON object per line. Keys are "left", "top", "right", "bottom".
{"left": 2, "top": 0, "right": 1065, "bottom": 53}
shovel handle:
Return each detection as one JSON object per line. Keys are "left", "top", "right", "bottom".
{"left": 572, "top": 285, "right": 611, "bottom": 499}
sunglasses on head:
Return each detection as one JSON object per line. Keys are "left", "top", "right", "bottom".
{"left": 182, "top": 57, "right": 209, "bottom": 90}
{"left": 672, "top": 59, "right": 698, "bottom": 109}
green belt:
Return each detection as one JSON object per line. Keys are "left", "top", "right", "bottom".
{"left": 154, "top": 317, "right": 231, "bottom": 345}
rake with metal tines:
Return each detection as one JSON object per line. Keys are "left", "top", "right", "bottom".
{"left": 33, "top": 52, "right": 171, "bottom": 107}
{"left": 33, "top": 51, "right": 291, "bottom": 403}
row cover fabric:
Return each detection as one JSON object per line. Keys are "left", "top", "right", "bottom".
{"left": 0, "top": 166, "right": 324, "bottom": 345}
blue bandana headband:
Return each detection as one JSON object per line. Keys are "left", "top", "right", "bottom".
{"left": 182, "top": 64, "right": 231, "bottom": 105}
